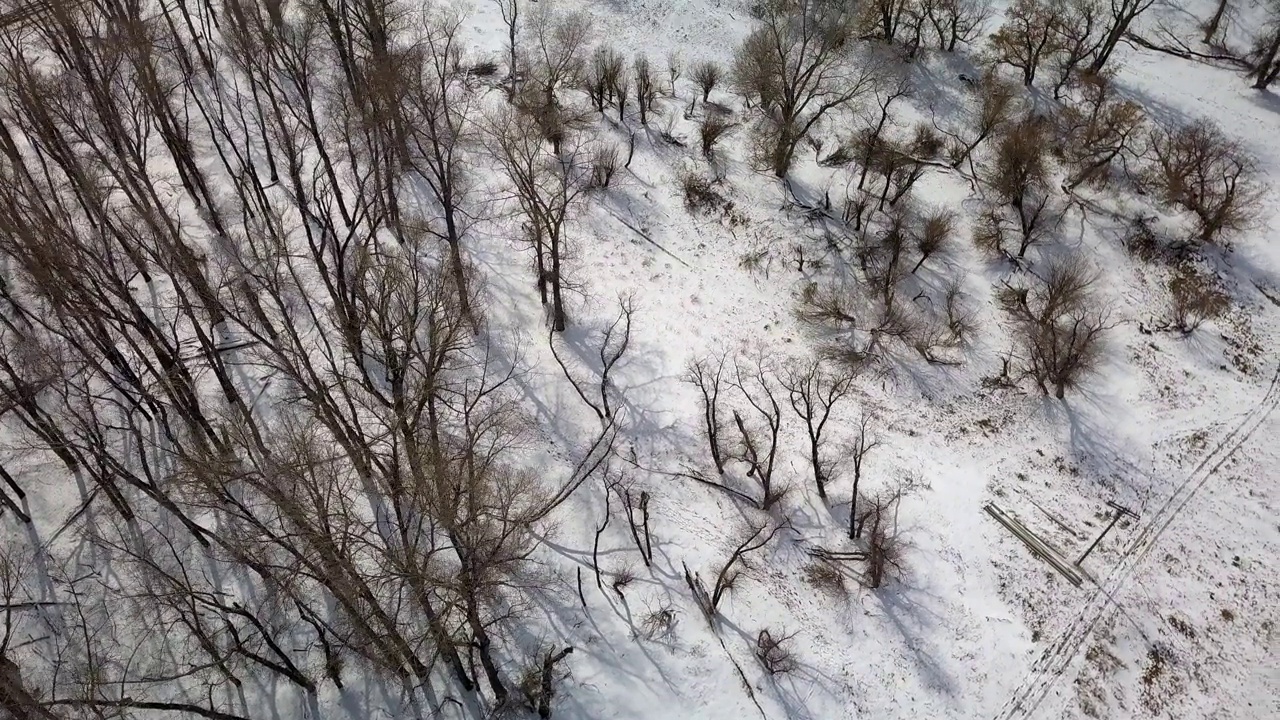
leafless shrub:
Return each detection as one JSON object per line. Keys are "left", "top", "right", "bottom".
{"left": 610, "top": 563, "right": 638, "bottom": 597}
{"left": 637, "top": 604, "right": 678, "bottom": 641}
{"left": 998, "top": 254, "right": 1110, "bottom": 398}
{"left": 680, "top": 172, "right": 728, "bottom": 215}
{"left": 755, "top": 629, "right": 799, "bottom": 674}
{"left": 1144, "top": 119, "right": 1264, "bottom": 246}
{"left": 700, "top": 115, "right": 736, "bottom": 159}
{"left": 692, "top": 60, "right": 724, "bottom": 103}
{"left": 1169, "top": 265, "right": 1229, "bottom": 333}
{"left": 802, "top": 561, "right": 847, "bottom": 595}
{"left": 911, "top": 206, "right": 957, "bottom": 273}
{"left": 907, "top": 121, "right": 946, "bottom": 159}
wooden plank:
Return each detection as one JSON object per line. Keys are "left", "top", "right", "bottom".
{"left": 986, "top": 503, "right": 1083, "bottom": 587}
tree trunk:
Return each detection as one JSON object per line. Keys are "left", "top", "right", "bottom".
{"left": 550, "top": 234, "right": 566, "bottom": 331}
{"left": 1202, "top": 0, "right": 1228, "bottom": 44}
{"left": 848, "top": 466, "right": 862, "bottom": 539}
{"left": 1252, "top": 30, "right": 1280, "bottom": 90}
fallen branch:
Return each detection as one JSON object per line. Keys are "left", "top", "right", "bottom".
{"left": 1124, "top": 32, "right": 1252, "bottom": 70}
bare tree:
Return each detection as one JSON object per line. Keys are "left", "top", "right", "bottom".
{"left": 684, "top": 354, "right": 730, "bottom": 475}
{"left": 1144, "top": 119, "right": 1264, "bottom": 246}
{"left": 731, "top": 356, "right": 786, "bottom": 510}
{"left": 684, "top": 522, "right": 789, "bottom": 623}
{"left": 1089, "top": 0, "right": 1157, "bottom": 73}
{"left": 939, "top": 71, "right": 1019, "bottom": 172}
{"left": 847, "top": 413, "right": 881, "bottom": 539}
{"left": 978, "top": 116, "right": 1061, "bottom": 261}
{"left": 911, "top": 206, "right": 958, "bottom": 273}
{"left": 924, "top": 0, "right": 992, "bottom": 52}
{"left": 490, "top": 109, "right": 592, "bottom": 330}
{"left": 633, "top": 54, "right": 660, "bottom": 124}
{"left": 1202, "top": 0, "right": 1231, "bottom": 44}
{"left": 494, "top": 0, "right": 522, "bottom": 94}
{"left": 1056, "top": 74, "right": 1146, "bottom": 190}
{"left": 691, "top": 60, "right": 724, "bottom": 104}
{"left": 999, "top": 254, "right": 1110, "bottom": 398}
{"left": 780, "top": 359, "right": 857, "bottom": 500}
{"left": 1051, "top": 0, "right": 1107, "bottom": 97}
{"left": 1247, "top": 16, "right": 1280, "bottom": 89}
{"left": 987, "top": 0, "right": 1064, "bottom": 87}
{"left": 524, "top": 8, "right": 593, "bottom": 112}
{"left": 586, "top": 45, "right": 626, "bottom": 114}
{"left": 733, "top": 0, "right": 879, "bottom": 176}
{"left": 666, "top": 50, "right": 685, "bottom": 95}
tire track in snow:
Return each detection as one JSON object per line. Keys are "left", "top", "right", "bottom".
{"left": 995, "top": 364, "right": 1280, "bottom": 720}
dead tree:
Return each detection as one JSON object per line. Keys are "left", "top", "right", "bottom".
{"left": 624, "top": 490, "right": 654, "bottom": 567}
{"left": 684, "top": 522, "right": 789, "bottom": 625}
{"left": 780, "top": 359, "right": 857, "bottom": 501}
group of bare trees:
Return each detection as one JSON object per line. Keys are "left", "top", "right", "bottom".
{"left": 0, "top": 0, "right": 625, "bottom": 718}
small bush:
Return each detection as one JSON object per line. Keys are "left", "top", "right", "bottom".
{"left": 755, "top": 628, "right": 799, "bottom": 674}
{"left": 610, "top": 563, "right": 637, "bottom": 596}
{"left": 1169, "top": 265, "right": 1229, "bottom": 333}
{"left": 637, "top": 605, "right": 678, "bottom": 641}
{"left": 681, "top": 172, "right": 725, "bottom": 214}
{"left": 469, "top": 60, "right": 499, "bottom": 77}
{"left": 802, "top": 561, "right": 846, "bottom": 595}
{"left": 699, "top": 115, "right": 735, "bottom": 158}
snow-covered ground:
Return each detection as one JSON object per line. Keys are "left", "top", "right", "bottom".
{"left": 453, "top": 1, "right": 1280, "bottom": 718}
{"left": 3, "top": 0, "right": 1278, "bottom": 719}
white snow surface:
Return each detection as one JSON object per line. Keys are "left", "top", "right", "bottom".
{"left": 5, "top": 0, "right": 1280, "bottom": 719}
